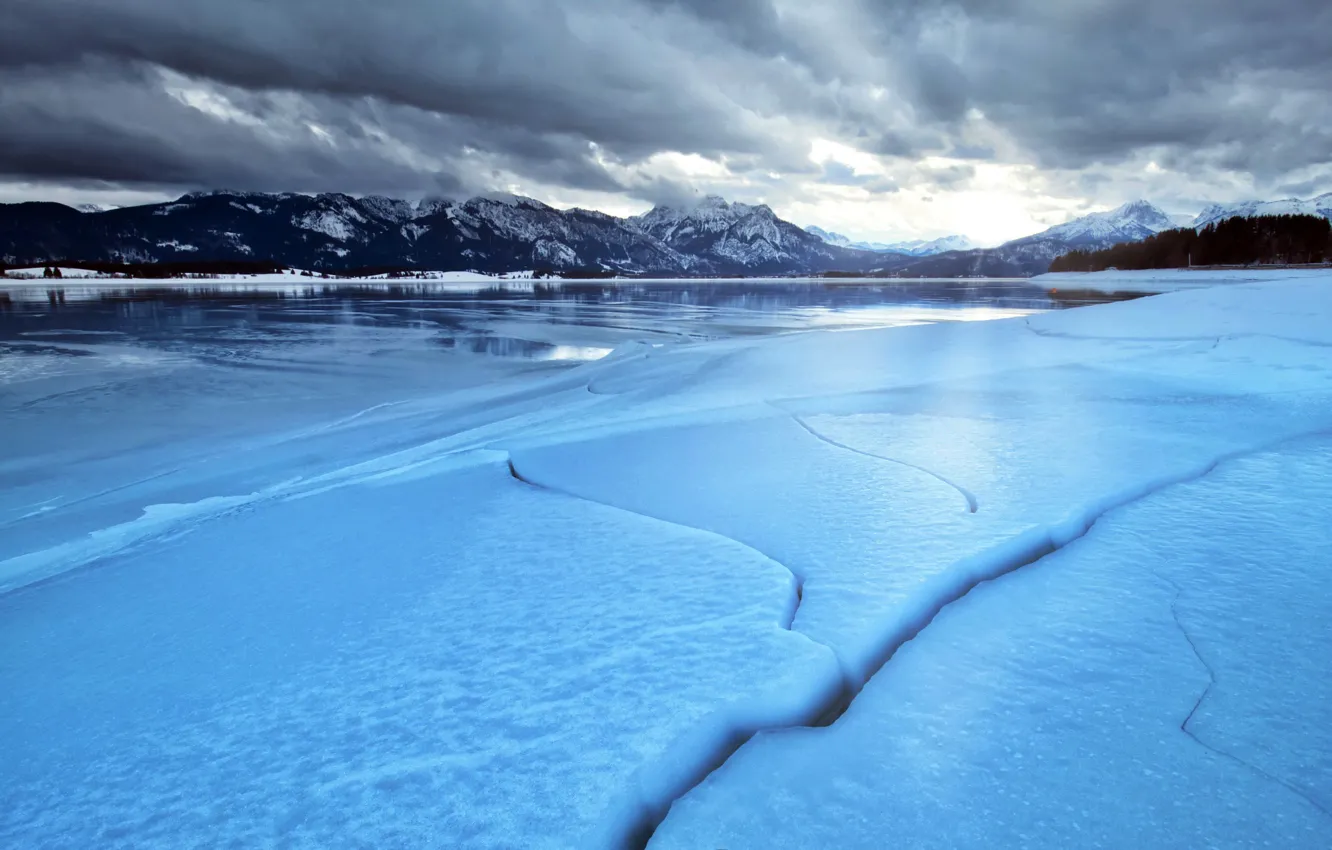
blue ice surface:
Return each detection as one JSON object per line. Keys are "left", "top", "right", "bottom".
{"left": 2, "top": 276, "right": 1332, "bottom": 847}
{"left": 1, "top": 457, "right": 838, "bottom": 848}
{"left": 512, "top": 355, "right": 1332, "bottom": 686}
{"left": 652, "top": 438, "right": 1332, "bottom": 848}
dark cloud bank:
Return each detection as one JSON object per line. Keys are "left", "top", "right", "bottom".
{"left": 1, "top": 0, "right": 1329, "bottom": 206}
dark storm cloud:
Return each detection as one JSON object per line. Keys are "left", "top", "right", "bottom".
{"left": 1, "top": 0, "right": 1330, "bottom": 203}
{"left": 862, "top": 0, "right": 1332, "bottom": 178}
{"left": 0, "top": 0, "right": 777, "bottom": 160}
{"left": 643, "top": 0, "right": 795, "bottom": 59}
{"left": 0, "top": 61, "right": 463, "bottom": 193}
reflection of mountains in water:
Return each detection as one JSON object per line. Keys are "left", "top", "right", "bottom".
{"left": 3, "top": 279, "right": 1070, "bottom": 310}
{"left": 0, "top": 280, "right": 1138, "bottom": 360}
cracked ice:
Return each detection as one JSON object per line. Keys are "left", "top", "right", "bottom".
{"left": 2, "top": 270, "right": 1331, "bottom": 848}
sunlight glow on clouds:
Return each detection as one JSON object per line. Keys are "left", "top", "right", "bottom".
{"left": 1, "top": 0, "right": 1330, "bottom": 242}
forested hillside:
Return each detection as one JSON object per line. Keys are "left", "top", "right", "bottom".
{"left": 1050, "top": 215, "right": 1331, "bottom": 272}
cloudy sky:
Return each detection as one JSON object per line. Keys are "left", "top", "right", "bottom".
{"left": 2, "top": 0, "right": 1330, "bottom": 245}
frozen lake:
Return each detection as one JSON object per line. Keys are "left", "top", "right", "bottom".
{"left": 6, "top": 272, "right": 1327, "bottom": 849}
{"left": 0, "top": 277, "right": 1084, "bottom": 370}
{"left": 0, "top": 277, "right": 1083, "bottom": 592}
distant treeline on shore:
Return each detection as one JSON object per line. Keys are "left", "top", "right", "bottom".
{"left": 0, "top": 260, "right": 641, "bottom": 281}
{"left": 1050, "top": 214, "right": 1331, "bottom": 272}
{"left": 0, "top": 260, "right": 289, "bottom": 278}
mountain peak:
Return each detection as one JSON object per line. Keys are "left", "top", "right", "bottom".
{"left": 1193, "top": 193, "right": 1332, "bottom": 229}
{"left": 1009, "top": 200, "right": 1175, "bottom": 248}
{"left": 473, "top": 192, "right": 540, "bottom": 207}
{"left": 1111, "top": 199, "right": 1163, "bottom": 218}
{"left": 804, "top": 226, "right": 975, "bottom": 256}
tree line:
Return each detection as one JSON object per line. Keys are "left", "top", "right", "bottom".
{"left": 1, "top": 260, "right": 287, "bottom": 279}
{"left": 1050, "top": 214, "right": 1331, "bottom": 272}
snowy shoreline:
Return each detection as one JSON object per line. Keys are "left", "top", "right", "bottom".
{"left": 1035, "top": 265, "right": 1332, "bottom": 292}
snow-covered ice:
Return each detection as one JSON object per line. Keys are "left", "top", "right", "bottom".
{"left": 2, "top": 273, "right": 1331, "bottom": 847}
{"left": 1, "top": 456, "right": 839, "bottom": 847}
{"left": 652, "top": 438, "right": 1332, "bottom": 847}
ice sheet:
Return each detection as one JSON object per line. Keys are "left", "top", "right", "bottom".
{"left": 652, "top": 438, "right": 1332, "bottom": 848}
{"left": 4, "top": 271, "right": 1332, "bottom": 848}
{"left": 510, "top": 342, "right": 1332, "bottom": 688}
{"left": 0, "top": 458, "right": 838, "bottom": 848}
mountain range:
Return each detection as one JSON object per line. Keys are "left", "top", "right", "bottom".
{"left": 802, "top": 227, "right": 975, "bottom": 256}
{"left": 844, "top": 196, "right": 1332, "bottom": 278}
{"left": 2, "top": 191, "right": 1329, "bottom": 278}
{"left": 0, "top": 193, "right": 883, "bottom": 277}
{"left": 1193, "top": 193, "right": 1332, "bottom": 229}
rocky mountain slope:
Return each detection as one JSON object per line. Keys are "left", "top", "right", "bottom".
{"left": 7, "top": 190, "right": 1329, "bottom": 277}
{"left": 0, "top": 192, "right": 882, "bottom": 277}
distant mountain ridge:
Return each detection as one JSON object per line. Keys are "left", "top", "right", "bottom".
{"left": 804, "top": 226, "right": 975, "bottom": 256}
{"left": 808, "top": 194, "right": 1332, "bottom": 277}
{"left": 4, "top": 190, "right": 1331, "bottom": 277}
{"left": 880, "top": 200, "right": 1184, "bottom": 278}
{"left": 1192, "top": 193, "right": 1332, "bottom": 230}
{"left": 0, "top": 192, "right": 884, "bottom": 277}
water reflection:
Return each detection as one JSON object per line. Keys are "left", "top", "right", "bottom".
{"left": 435, "top": 335, "right": 613, "bottom": 361}
{"left": 0, "top": 278, "right": 1138, "bottom": 368}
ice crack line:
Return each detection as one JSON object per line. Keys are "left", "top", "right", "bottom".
{"left": 502, "top": 456, "right": 854, "bottom": 849}
{"left": 632, "top": 427, "right": 1332, "bottom": 847}
{"left": 511, "top": 425, "right": 1332, "bottom": 848}
{"left": 1161, "top": 579, "right": 1332, "bottom": 822}
{"left": 782, "top": 410, "right": 979, "bottom": 513}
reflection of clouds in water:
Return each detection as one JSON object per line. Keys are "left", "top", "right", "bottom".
{"left": 545, "top": 345, "right": 613, "bottom": 362}
{"left": 0, "top": 340, "right": 186, "bottom": 387}
{"left": 0, "top": 280, "right": 1080, "bottom": 382}
{"left": 443, "top": 334, "right": 611, "bottom": 361}
{"left": 798, "top": 305, "right": 1043, "bottom": 331}
{"left": 0, "top": 352, "right": 72, "bottom": 384}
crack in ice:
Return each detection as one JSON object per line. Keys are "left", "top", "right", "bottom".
{"left": 502, "top": 456, "right": 854, "bottom": 849}
{"left": 780, "top": 408, "right": 979, "bottom": 513}
{"left": 616, "top": 424, "right": 1332, "bottom": 849}
{"left": 1159, "top": 578, "right": 1332, "bottom": 822}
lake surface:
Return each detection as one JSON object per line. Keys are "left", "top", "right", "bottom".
{"left": 0, "top": 274, "right": 1135, "bottom": 595}
{"left": 0, "top": 278, "right": 1101, "bottom": 375}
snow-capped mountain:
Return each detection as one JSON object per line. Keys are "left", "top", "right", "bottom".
{"left": 1193, "top": 193, "right": 1332, "bottom": 229}
{"left": 804, "top": 225, "right": 858, "bottom": 249}
{"left": 22, "top": 190, "right": 1310, "bottom": 279}
{"left": 881, "top": 235, "right": 977, "bottom": 256}
{"left": 804, "top": 226, "right": 975, "bottom": 256}
{"left": 956, "top": 200, "right": 1176, "bottom": 274}
{"left": 886, "top": 201, "right": 1180, "bottom": 278}
{"left": 1020, "top": 200, "right": 1177, "bottom": 246}
{"left": 627, "top": 196, "right": 870, "bottom": 274}
{"left": 0, "top": 191, "right": 884, "bottom": 276}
